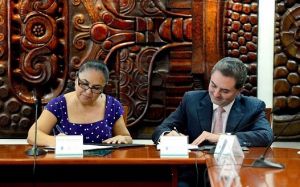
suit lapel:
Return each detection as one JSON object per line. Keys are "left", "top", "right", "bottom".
{"left": 196, "top": 94, "right": 213, "bottom": 132}
{"left": 226, "top": 96, "right": 244, "bottom": 132}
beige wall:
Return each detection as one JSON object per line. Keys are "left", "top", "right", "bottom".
{"left": 257, "top": 0, "right": 275, "bottom": 108}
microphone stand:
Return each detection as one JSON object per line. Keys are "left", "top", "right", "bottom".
{"left": 25, "top": 91, "right": 47, "bottom": 156}
{"left": 251, "top": 113, "right": 297, "bottom": 169}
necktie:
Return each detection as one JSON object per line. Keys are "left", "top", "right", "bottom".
{"left": 213, "top": 106, "right": 225, "bottom": 134}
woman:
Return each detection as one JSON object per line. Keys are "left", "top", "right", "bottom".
{"left": 27, "top": 60, "right": 132, "bottom": 147}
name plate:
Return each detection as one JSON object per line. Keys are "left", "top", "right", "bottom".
{"left": 214, "top": 134, "right": 244, "bottom": 159}
{"left": 159, "top": 136, "right": 188, "bottom": 158}
{"left": 55, "top": 135, "right": 83, "bottom": 158}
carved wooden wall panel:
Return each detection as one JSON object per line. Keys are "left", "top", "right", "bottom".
{"left": 274, "top": 1, "right": 300, "bottom": 139}
{"left": 1, "top": 0, "right": 262, "bottom": 139}
{"left": 224, "top": 0, "right": 258, "bottom": 96}
{"left": 0, "top": 0, "right": 67, "bottom": 137}
{"left": 68, "top": 0, "right": 195, "bottom": 138}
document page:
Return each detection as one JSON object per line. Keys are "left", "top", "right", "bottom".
{"left": 44, "top": 144, "right": 113, "bottom": 151}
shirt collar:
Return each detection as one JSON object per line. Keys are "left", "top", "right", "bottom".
{"left": 213, "top": 99, "right": 235, "bottom": 113}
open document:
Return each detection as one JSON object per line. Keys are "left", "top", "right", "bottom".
{"left": 44, "top": 144, "right": 113, "bottom": 152}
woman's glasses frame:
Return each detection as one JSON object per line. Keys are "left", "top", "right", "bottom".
{"left": 77, "top": 76, "right": 104, "bottom": 94}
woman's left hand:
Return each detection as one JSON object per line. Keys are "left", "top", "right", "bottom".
{"left": 102, "top": 135, "right": 132, "bottom": 144}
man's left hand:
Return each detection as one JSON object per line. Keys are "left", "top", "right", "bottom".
{"left": 191, "top": 131, "right": 221, "bottom": 145}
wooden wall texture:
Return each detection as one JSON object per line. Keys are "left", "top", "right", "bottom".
{"left": 273, "top": 1, "right": 300, "bottom": 139}
{"left": 0, "top": 0, "right": 297, "bottom": 139}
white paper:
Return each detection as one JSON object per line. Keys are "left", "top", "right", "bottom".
{"left": 157, "top": 143, "right": 197, "bottom": 150}
{"left": 45, "top": 144, "right": 113, "bottom": 151}
{"left": 81, "top": 144, "right": 113, "bottom": 150}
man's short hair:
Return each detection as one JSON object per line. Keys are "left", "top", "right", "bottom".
{"left": 211, "top": 57, "right": 247, "bottom": 89}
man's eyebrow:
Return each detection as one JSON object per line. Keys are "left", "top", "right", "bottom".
{"left": 220, "top": 88, "right": 230, "bottom": 92}
{"left": 211, "top": 80, "right": 231, "bottom": 92}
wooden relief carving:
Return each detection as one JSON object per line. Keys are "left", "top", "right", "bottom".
{"left": 0, "top": 0, "right": 67, "bottom": 137}
{"left": 224, "top": 0, "right": 258, "bottom": 96}
{"left": 10, "top": 0, "right": 67, "bottom": 103}
{"left": 0, "top": 0, "right": 34, "bottom": 136}
{"left": 0, "top": 0, "right": 16, "bottom": 135}
{"left": 274, "top": 1, "right": 300, "bottom": 139}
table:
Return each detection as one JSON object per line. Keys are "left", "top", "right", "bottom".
{"left": 0, "top": 144, "right": 206, "bottom": 187}
{"left": 1, "top": 144, "right": 300, "bottom": 187}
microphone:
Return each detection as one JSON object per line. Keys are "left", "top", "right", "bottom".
{"left": 251, "top": 111, "right": 297, "bottom": 169}
{"left": 25, "top": 89, "right": 47, "bottom": 156}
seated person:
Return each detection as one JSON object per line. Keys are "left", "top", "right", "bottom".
{"left": 152, "top": 57, "right": 273, "bottom": 147}
{"left": 27, "top": 60, "right": 132, "bottom": 147}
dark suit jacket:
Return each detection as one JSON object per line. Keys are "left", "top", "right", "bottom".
{"left": 152, "top": 90, "right": 273, "bottom": 147}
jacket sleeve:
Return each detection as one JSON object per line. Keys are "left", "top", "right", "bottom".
{"left": 151, "top": 93, "right": 188, "bottom": 144}
{"left": 235, "top": 101, "right": 274, "bottom": 147}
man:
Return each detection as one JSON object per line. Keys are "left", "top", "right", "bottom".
{"left": 152, "top": 57, "right": 273, "bottom": 147}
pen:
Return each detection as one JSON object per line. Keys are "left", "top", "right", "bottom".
{"left": 56, "top": 125, "right": 64, "bottom": 134}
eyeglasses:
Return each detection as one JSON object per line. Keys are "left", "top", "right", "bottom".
{"left": 77, "top": 76, "right": 104, "bottom": 94}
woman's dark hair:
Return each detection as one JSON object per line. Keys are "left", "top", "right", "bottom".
{"left": 211, "top": 57, "right": 247, "bottom": 89}
{"left": 78, "top": 60, "right": 109, "bottom": 83}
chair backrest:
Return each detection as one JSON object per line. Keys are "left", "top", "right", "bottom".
{"left": 123, "top": 105, "right": 128, "bottom": 125}
{"left": 265, "top": 108, "right": 272, "bottom": 123}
